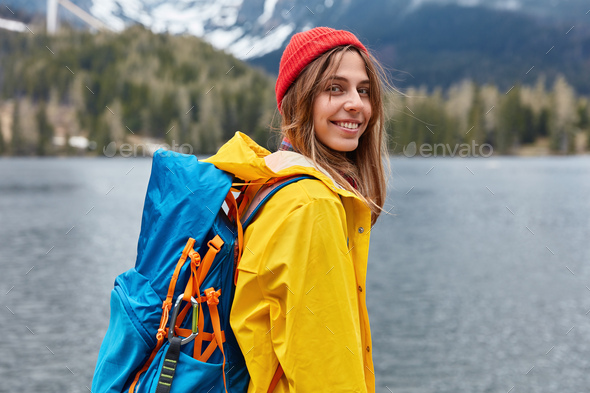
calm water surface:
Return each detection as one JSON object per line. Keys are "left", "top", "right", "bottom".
{"left": 1, "top": 156, "right": 590, "bottom": 392}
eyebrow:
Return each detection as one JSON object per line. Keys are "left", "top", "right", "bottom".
{"left": 330, "top": 75, "right": 370, "bottom": 84}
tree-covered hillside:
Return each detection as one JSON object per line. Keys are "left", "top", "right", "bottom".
{"left": 0, "top": 25, "right": 278, "bottom": 156}
{"left": 387, "top": 77, "right": 590, "bottom": 156}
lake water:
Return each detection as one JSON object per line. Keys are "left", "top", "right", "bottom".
{"left": 1, "top": 156, "right": 590, "bottom": 392}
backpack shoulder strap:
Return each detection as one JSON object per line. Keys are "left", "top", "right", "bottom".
{"left": 241, "top": 175, "right": 315, "bottom": 228}
{"left": 268, "top": 364, "right": 284, "bottom": 392}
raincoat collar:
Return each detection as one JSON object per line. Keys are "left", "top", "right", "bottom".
{"left": 203, "top": 132, "right": 358, "bottom": 199}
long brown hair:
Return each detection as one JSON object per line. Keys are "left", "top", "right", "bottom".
{"left": 279, "top": 45, "right": 389, "bottom": 225}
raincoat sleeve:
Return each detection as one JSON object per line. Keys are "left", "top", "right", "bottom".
{"left": 231, "top": 185, "right": 368, "bottom": 392}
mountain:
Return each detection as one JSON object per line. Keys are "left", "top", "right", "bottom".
{"left": 2, "top": 0, "right": 590, "bottom": 92}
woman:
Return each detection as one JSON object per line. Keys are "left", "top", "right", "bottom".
{"left": 204, "top": 26, "right": 389, "bottom": 393}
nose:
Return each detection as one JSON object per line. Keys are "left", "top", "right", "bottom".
{"left": 344, "top": 90, "right": 364, "bottom": 112}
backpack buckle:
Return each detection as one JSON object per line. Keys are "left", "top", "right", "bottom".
{"left": 168, "top": 294, "right": 199, "bottom": 345}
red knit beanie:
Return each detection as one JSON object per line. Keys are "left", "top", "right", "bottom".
{"left": 275, "top": 26, "right": 368, "bottom": 113}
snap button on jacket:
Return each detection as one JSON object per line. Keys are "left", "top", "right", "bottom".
{"left": 204, "top": 132, "right": 375, "bottom": 393}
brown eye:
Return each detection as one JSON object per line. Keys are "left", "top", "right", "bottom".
{"left": 358, "top": 87, "right": 370, "bottom": 95}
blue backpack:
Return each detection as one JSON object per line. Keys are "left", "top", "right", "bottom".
{"left": 92, "top": 150, "right": 311, "bottom": 393}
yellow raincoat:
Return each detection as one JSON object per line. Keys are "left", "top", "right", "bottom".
{"left": 204, "top": 132, "right": 375, "bottom": 393}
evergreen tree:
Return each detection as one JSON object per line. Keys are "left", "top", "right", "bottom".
{"left": 479, "top": 84, "right": 499, "bottom": 151}
{"left": 164, "top": 119, "right": 179, "bottom": 151}
{"left": 550, "top": 76, "right": 576, "bottom": 154}
{"left": 466, "top": 84, "right": 485, "bottom": 146}
{"left": 11, "top": 100, "right": 26, "bottom": 156}
{"left": 521, "top": 106, "right": 535, "bottom": 144}
{"left": 577, "top": 100, "right": 589, "bottom": 129}
{"left": 220, "top": 89, "right": 239, "bottom": 142}
{"left": 36, "top": 101, "right": 54, "bottom": 156}
{"left": 497, "top": 85, "right": 524, "bottom": 154}
{"left": 0, "top": 113, "right": 5, "bottom": 155}
{"left": 537, "top": 108, "right": 550, "bottom": 137}
{"left": 176, "top": 87, "right": 191, "bottom": 145}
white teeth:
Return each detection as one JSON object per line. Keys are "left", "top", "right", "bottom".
{"left": 335, "top": 122, "right": 359, "bottom": 130}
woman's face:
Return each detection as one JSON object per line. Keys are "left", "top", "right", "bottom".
{"left": 312, "top": 50, "right": 372, "bottom": 152}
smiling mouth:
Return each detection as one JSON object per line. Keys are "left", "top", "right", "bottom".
{"left": 332, "top": 121, "right": 360, "bottom": 130}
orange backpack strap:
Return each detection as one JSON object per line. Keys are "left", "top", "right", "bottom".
{"left": 197, "top": 235, "right": 224, "bottom": 285}
{"left": 129, "top": 238, "right": 198, "bottom": 392}
{"left": 225, "top": 192, "right": 244, "bottom": 264}
{"left": 268, "top": 364, "right": 284, "bottom": 393}
{"left": 204, "top": 287, "right": 228, "bottom": 393}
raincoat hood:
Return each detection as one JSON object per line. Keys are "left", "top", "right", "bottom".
{"left": 203, "top": 132, "right": 358, "bottom": 199}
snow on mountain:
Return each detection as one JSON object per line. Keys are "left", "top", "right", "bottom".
{"left": 224, "top": 24, "right": 295, "bottom": 60}
{"left": 91, "top": 0, "right": 244, "bottom": 35}
{"left": 85, "top": 0, "right": 327, "bottom": 60}
{"left": 258, "top": 0, "right": 279, "bottom": 25}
